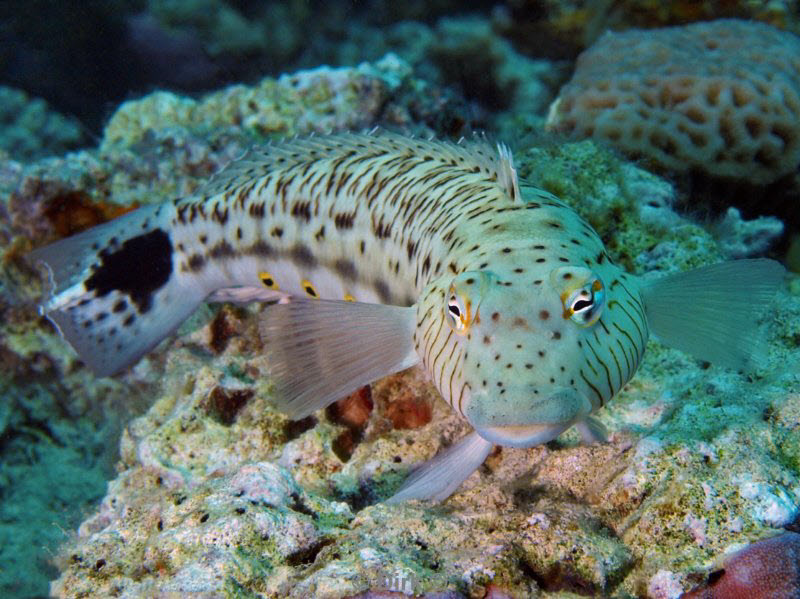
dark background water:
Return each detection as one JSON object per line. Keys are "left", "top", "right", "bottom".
{"left": 0, "top": 0, "right": 506, "bottom": 135}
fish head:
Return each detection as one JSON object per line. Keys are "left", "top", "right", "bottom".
{"left": 418, "top": 265, "right": 612, "bottom": 448}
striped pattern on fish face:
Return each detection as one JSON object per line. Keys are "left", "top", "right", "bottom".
{"left": 413, "top": 188, "right": 649, "bottom": 447}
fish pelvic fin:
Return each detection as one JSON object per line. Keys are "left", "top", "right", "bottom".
{"left": 29, "top": 203, "right": 209, "bottom": 376}
{"left": 641, "top": 258, "right": 785, "bottom": 371}
{"left": 259, "top": 299, "right": 420, "bottom": 419}
{"left": 387, "top": 430, "right": 493, "bottom": 503}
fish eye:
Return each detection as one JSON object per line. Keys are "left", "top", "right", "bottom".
{"left": 445, "top": 292, "right": 470, "bottom": 334}
{"left": 565, "top": 277, "right": 604, "bottom": 326}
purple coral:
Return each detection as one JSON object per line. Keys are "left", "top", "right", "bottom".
{"left": 681, "top": 532, "right": 800, "bottom": 598}
{"left": 546, "top": 19, "right": 800, "bottom": 184}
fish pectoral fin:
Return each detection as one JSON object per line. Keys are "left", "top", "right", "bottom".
{"left": 260, "top": 299, "right": 419, "bottom": 419}
{"left": 386, "top": 430, "right": 493, "bottom": 503}
{"left": 641, "top": 258, "right": 785, "bottom": 371}
{"left": 575, "top": 415, "right": 608, "bottom": 444}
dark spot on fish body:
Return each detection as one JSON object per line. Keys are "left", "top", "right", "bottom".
{"left": 334, "top": 212, "right": 355, "bottom": 230}
{"left": 212, "top": 205, "right": 229, "bottom": 225}
{"left": 249, "top": 241, "right": 274, "bottom": 257}
{"left": 271, "top": 226, "right": 284, "bottom": 238}
{"left": 422, "top": 256, "right": 431, "bottom": 275}
{"left": 406, "top": 240, "right": 417, "bottom": 261}
{"left": 85, "top": 229, "right": 173, "bottom": 313}
{"left": 290, "top": 244, "right": 317, "bottom": 267}
{"left": 374, "top": 221, "right": 391, "bottom": 239}
{"left": 209, "top": 241, "right": 236, "bottom": 259}
{"left": 291, "top": 200, "right": 311, "bottom": 222}
{"left": 187, "top": 254, "right": 206, "bottom": 271}
{"left": 374, "top": 279, "right": 392, "bottom": 303}
{"left": 303, "top": 282, "right": 318, "bottom": 297}
{"left": 333, "top": 258, "right": 357, "bottom": 281}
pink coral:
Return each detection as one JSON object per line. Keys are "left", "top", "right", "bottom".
{"left": 681, "top": 532, "right": 800, "bottom": 598}
{"left": 546, "top": 19, "right": 800, "bottom": 184}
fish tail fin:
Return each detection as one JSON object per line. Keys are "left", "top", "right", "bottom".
{"left": 641, "top": 258, "right": 785, "bottom": 371}
{"left": 29, "top": 203, "right": 208, "bottom": 376}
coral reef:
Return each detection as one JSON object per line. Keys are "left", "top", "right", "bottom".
{"left": 41, "top": 95, "right": 798, "bottom": 597}
{"left": 499, "top": 0, "right": 800, "bottom": 58}
{"left": 0, "top": 20, "right": 796, "bottom": 597}
{"left": 710, "top": 208, "right": 784, "bottom": 260}
{"left": 0, "top": 86, "right": 86, "bottom": 161}
{"left": 546, "top": 19, "right": 800, "bottom": 184}
{"left": 101, "top": 56, "right": 401, "bottom": 149}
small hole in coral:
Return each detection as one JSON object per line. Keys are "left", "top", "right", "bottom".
{"left": 732, "top": 85, "right": 751, "bottom": 108}
{"left": 745, "top": 117, "right": 763, "bottom": 138}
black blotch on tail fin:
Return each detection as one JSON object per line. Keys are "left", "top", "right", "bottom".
{"left": 29, "top": 204, "right": 210, "bottom": 377}
{"left": 85, "top": 229, "right": 173, "bottom": 313}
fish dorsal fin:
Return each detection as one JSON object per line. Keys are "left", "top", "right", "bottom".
{"left": 200, "top": 131, "right": 522, "bottom": 200}
{"left": 496, "top": 142, "right": 521, "bottom": 203}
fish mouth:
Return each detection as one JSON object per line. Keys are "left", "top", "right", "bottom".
{"left": 475, "top": 423, "right": 572, "bottom": 447}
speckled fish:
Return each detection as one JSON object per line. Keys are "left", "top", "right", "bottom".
{"left": 29, "top": 132, "right": 784, "bottom": 502}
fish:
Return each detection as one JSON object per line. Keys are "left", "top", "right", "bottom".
{"left": 28, "top": 132, "right": 785, "bottom": 502}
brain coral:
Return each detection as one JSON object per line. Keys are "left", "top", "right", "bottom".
{"left": 546, "top": 19, "right": 800, "bottom": 184}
